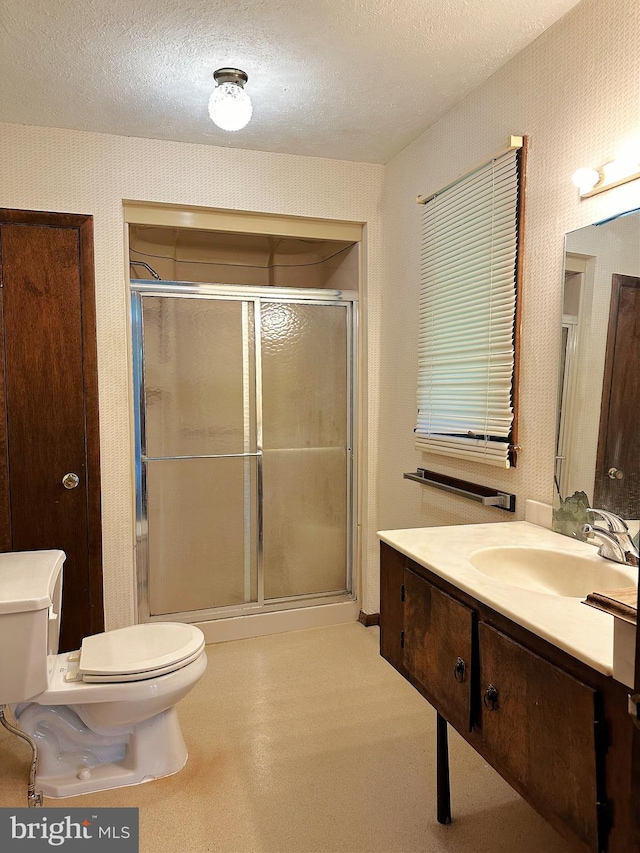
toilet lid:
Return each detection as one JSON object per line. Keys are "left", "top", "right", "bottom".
{"left": 80, "top": 644, "right": 205, "bottom": 683}
{"left": 78, "top": 623, "right": 205, "bottom": 679}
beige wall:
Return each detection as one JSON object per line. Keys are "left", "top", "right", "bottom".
{"left": 0, "top": 0, "right": 638, "bottom": 625}
{"left": 0, "top": 124, "right": 384, "bottom": 626}
{"left": 379, "top": 0, "right": 640, "bottom": 557}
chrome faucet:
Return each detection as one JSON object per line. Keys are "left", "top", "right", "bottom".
{"left": 582, "top": 508, "right": 640, "bottom": 568}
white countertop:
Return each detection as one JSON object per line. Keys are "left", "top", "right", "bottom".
{"left": 378, "top": 521, "right": 638, "bottom": 676}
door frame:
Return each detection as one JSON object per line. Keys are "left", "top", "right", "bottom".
{"left": 131, "top": 280, "right": 358, "bottom": 625}
{"left": 0, "top": 208, "right": 104, "bottom": 638}
{"left": 555, "top": 313, "right": 578, "bottom": 498}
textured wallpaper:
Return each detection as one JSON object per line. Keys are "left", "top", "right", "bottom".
{"left": 0, "top": 0, "right": 638, "bottom": 627}
{"left": 0, "top": 125, "right": 384, "bottom": 626}
{"left": 378, "top": 0, "right": 640, "bottom": 613}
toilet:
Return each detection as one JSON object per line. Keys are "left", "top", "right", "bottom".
{"left": 0, "top": 549, "right": 207, "bottom": 798}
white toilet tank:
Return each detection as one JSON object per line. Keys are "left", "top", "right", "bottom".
{"left": 0, "top": 550, "right": 65, "bottom": 704}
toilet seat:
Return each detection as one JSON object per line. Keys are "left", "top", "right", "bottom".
{"left": 80, "top": 645, "right": 205, "bottom": 682}
{"left": 74, "top": 623, "right": 205, "bottom": 684}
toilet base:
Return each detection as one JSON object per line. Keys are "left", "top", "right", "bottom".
{"left": 14, "top": 704, "right": 188, "bottom": 798}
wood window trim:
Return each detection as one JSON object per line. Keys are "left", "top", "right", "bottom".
{"left": 509, "top": 137, "right": 527, "bottom": 467}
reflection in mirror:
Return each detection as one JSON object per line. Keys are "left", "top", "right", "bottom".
{"left": 554, "top": 208, "right": 640, "bottom": 540}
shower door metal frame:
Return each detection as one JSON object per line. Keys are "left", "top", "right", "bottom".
{"left": 131, "top": 280, "right": 358, "bottom": 624}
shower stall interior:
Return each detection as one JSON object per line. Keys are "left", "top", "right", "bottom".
{"left": 130, "top": 230, "right": 358, "bottom": 624}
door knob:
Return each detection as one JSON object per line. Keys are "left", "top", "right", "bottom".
{"left": 62, "top": 473, "right": 80, "bottom": 490}
{"left": 607, "top": 467, "right": 623, "bottom": 480}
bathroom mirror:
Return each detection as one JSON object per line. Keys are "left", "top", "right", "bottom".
{"left": 554, "top": 207, "right": 640, "bottom": 535}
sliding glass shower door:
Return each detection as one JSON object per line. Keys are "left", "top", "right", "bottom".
{"left": 132, "top": 283, "right": 356, "bottom": 622}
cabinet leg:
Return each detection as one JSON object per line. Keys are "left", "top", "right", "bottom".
{"left": 436, "top": 713, "right": 452, "bottom": 825}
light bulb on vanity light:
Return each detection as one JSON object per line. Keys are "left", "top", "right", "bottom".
{"left": 571, "top": 167, "right": 601, "bottom": 193}
{"left": 208, "top": 68, "right": 253, "bottom": 132}
{"left": 573, "top": 139, "right": 640, "bottom": 198}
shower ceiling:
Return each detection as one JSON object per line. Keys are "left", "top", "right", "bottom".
{"left": 128, "top": 226, "right": 358, "bottom": 288}
{"left": 129, "top": 226, "right": 354, "bottom": 261}
{"left": 0, "top": 0, "right": 581, "bottom": 163}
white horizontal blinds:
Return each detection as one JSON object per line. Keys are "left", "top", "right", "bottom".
{"left": 416, "top": 148, "right": 520, "bottom": 468}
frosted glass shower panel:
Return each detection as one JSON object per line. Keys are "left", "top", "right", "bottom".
{"left": 142, "top": 297, "right": 255, "bottom": 457}
{"left": 261, "top": 302, "right": 349, "bottom": 599}
{"left": 147, "top": 456, "right": 257, "bottom": 615}
{"left": 263, "top": 448, "right": 347, "bottom": 598}
{"left": 261, "top": 302, "right": 347, "bottom": 449}
{"left": 133, "top": 284, "right": 355, "bottom": 623}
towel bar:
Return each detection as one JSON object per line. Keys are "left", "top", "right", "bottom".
{"left": 403, "top": 468, "right": 516, "bottom": 512}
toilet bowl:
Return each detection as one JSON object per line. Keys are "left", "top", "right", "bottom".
{"left": 0, "top": 550, "right": 207, "bottom": 798}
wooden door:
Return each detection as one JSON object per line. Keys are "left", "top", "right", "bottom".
{"left": 593, "top": 274, "right": 640, "bottom": 516}
{"left": 479, "top": 623, "right": 602, "bottom": 852}
{"left": 403, "top": 569, "right": 474, "bottom": 734}
{"left": 0, "top": 209, "right": 103, "bottom": 651}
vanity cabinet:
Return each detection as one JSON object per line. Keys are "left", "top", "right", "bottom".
{"left": 479, "top": 623, "right": 601, "bottom": 851}
{"left": 380, "top": 541, "right": 405, "bottom": 673}
{"left": 404, "top": 568, "right": 474, "bottom": 734}
{"left": 380, "top": 541, "right": 632, "bottom": 853}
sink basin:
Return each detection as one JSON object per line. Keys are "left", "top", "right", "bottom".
{"left": 469, "top": 546, "right": 634, "bottom": 598}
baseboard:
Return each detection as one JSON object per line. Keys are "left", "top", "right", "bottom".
{"left": 197, "top": 600, "right": 361, "bottom": 644}
{"left": 358, "top": 610, "right": 380, "bottom": 627}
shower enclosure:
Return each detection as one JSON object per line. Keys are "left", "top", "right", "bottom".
{"left": 132, "top": 281, "right": 357, "bottom": 623}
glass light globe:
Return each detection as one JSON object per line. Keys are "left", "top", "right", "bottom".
{"left": 571, "top": 167, "right": 601, "bottom": 192}
{"left": 208, "top": 82, "right": 252, "bottom": 132}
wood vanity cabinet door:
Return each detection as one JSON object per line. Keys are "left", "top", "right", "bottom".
{"left": 379, "top": 542, "right": 406, "bottom": 674}
{"left": 479, "top": 623, "right": 601, "bottom": 852}
{"left": 403, "top": 568, "right": 474, "bottom": 734}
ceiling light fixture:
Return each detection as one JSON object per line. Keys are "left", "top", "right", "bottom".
{"left": 208, "top": 68, "right": 252, "bottom": 132}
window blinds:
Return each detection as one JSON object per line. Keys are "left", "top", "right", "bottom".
{"left": 415, "top": 147, "right": 522, "bottom": 468}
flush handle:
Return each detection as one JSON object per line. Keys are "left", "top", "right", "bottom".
{"left": 607, "top": 467, "right": 624, "bottom": 480}
{"left": 62, "top": 472, "right": 80, "bottom": 490}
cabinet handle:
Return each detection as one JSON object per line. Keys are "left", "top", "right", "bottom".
{"left": 483, "top": 684, "right": 498, "bottom": 711}
{"left": 453, "top": 657, "right": 466, "bottom": 683}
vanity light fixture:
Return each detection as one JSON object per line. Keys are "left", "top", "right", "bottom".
{"left": 208, "top": 68, "right": 252, "bottom": 132}
{"left": 572, "top": 142, "right": 640, "bottom": 198}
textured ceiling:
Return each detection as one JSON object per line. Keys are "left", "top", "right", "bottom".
{"left": 0, "top": 0, "right": 581, "bottom": 163}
